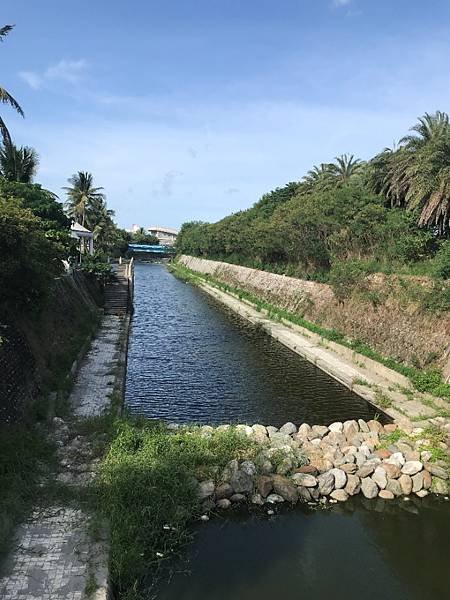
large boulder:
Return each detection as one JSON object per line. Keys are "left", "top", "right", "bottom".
{"left": 256, "top": 475, "right": 273, "bottom": 498}
{"left": 198, "top": 480, "right": 215, "bottom": 499}
{"left": 230, "top": 469, "right": 253, "bottom": 494}
{"left": 317, "top": 471, "right": 335, "bottom": 496}
{"left": 361, "top": 477, "right": 378, "bottom": 499}
{"left": 291, "top": 473, "right": 317, "bottom": 487}
{"left": 272, "top": 475, "right": 298, "bottom": 503}
{"left": 401, "top": 461, "right": 423, "bottom": 476}
{"left": 279, "top": 422, "right": 297, "bottom": 435}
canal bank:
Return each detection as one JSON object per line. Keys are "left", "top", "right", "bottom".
{"left": 175, "top": 257, "right": 450, "bottom": 435}
{"left": 0, "top": 264, "right": 134, "bottom": 600}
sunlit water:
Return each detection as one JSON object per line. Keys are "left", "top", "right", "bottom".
{"left": 125, "top": 263, "right": 383, "bottom": 426}
{"left": 125, "top": 263, "right": 448, "bottom": 600}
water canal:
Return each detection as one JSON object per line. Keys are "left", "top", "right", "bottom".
{"left": 125, "top": 263, "right": 449, "bottom": 600}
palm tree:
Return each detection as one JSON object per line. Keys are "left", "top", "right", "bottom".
{"left": 0, "top": 26, "right": 24, "bottom": 146}
{"left": 331, "top": 154, "right": 362, "bottom": 184}
{"left": 400, "top": 111, "right": 449, "bottom": 150}
{"left": 373, "top": 111, "right": 450, "bottom": 234}
{"left": 0, "top": 144, "right": 39, "bottom": 182}
{"left": 302, "top": 163, "right": 335, "bottom": 191}
{"left": 63, "top": 171, "right": 105, "bottom": 227}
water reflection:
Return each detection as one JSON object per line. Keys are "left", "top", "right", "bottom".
{"left": 125, "top": 264, "right": 384, "bottom": 426}
{"left": 153, "top": 499, "right": 450, "bottom": 600}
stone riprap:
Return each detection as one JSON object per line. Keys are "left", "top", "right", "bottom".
{"left": 187, "top": 420, "right": 449, "bottom": 509}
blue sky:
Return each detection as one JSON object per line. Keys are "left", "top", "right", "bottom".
{"left": 3, "top": 0, "right": 450, "bottom": 228}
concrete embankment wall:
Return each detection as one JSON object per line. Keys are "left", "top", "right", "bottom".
{"left": 179, "top": 255, "right": 450, "bottom": 371}
{"left": 0, "top": 273, "right": 100, "bottom": 422}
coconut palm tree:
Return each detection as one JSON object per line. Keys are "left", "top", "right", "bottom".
{"left": 63, "top": 171, "right": 105, "bottom": 227}
{"left": 374, "top": 112, "right": 450, "bottom": 234}
{"left": 0, "top": 26, "right": 24, "bottom": 146}
{"left": 331, "top": 154, "right": 362, "bottom": 184}
{"left": 400, "top": 111, "right": 449, "bottom": 150}
{"left": 0, "top": 144, "right": 39, "bottom": 182}
{"left": 302, "top": 163, "right": 335, "bottom": 191}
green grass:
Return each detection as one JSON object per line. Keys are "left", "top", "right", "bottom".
{"left": 374, "top": 389, "right": 393, "bottom": 409}
{"left": 94, "top": 419, "right": 258, "bottom": 599}
{"left": 0, "top": 424, "right": 54, "bottom": 558}
{"left": 171, "top": 262, "right": 450, "bottom": 404}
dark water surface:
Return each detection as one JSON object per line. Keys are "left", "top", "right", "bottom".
{"left": 125, "top": 264, "right": 448, "bottom": 600}
{"left": 125, "top": 263, "right": 382, "bottom": 426}
{"left": 154, "top": 497, "right": 450, "bottom": 600}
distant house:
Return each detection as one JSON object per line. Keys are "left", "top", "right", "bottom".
{"left": 147, "top": 225, "right": 178, "bottom": 247}
{"left": 70, "top": 221, "right": 94, "bottom": 256}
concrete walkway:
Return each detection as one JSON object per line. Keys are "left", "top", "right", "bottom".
{"left": 0, "top": 314, "right": 126, "bottom": 600}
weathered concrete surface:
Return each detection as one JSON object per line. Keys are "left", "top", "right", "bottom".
{"left": 0, "top": 314, "right": 128, "bottom": 600}
{"left": 197, "top": 281, "right": 450, "bottom": 432}
{"left": 0, "top": 508, "right": 107, "bottom": 600}
{"left": 179, "top": 255, "right": 449, "bottom": 370}
{"left": 72, "top": 315, "right": 125, "bottom": 418}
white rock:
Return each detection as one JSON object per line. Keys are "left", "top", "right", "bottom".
{"left": 330, "top": 489, "right": 348, "bottom": 502}
{"left": 361, "top": 477, "right": 378, "bottom": 499}
{"left": 279, "top": 422, "right": 297, "bottom": 435}
{"left": 266, "top": 493, "right": 285, "bottom": 504}
{"left": 387, "top": 452, "right": 405, "bottom": 467}
{"left": 330, "top": 468, "right": 347, "bottom": 489}
{"left": 328, "top": 422, "right": 343, "bottom": 433}
{"left": 372, "top": 467, "right": 387, "bottom": 489}
{"left": 236, "top": 424, "right": 253, "bottom": 436}
{"left": 401, "top": 461, "right": 423, "bottom": 476}
{"left": 240, "top": 460, "right": 257, "bottom": 476}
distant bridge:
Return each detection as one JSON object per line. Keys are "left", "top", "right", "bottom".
{"left": 128, "top": 243, "right": 176, "bottom": 258}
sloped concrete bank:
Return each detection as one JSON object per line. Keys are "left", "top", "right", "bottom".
{"left": 176, "top": 258, "right": 450, "bottom": 434}
{"left": 178, "top": 255, "right": 449, "bottom": 372}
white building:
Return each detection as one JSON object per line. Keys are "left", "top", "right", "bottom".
{"left": 147, "top": 225, "right": 178, "bottom": 246}
{"left": 70, "top": 221, "right": 94, "bottom": 255}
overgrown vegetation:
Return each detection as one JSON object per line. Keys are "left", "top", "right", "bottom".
{"left": 95, "top": 420, "right": 257, "bottom": 599}
{"left": 177, "top": 112, "right": 450, "bottom": 285}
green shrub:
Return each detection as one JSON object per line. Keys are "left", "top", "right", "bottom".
{"left": 328, "top": 259, "right": 376, "bottom": 301}
{"left": 433, "top": 240, "right": 450, "bottom": 279}
{"left": 0, "top": 198, "right": 66, "bottom": 315}
{"left": 97, "top": 420, "right": 256, "bottom": 598}
{"left": 78, "top": 256, "right": 113, "bottom": 285}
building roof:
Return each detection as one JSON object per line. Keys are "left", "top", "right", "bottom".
{"left": 71, "top": 221, "right": 92, "bottom": 234}
{"left": 147, "top": 225, "right": 179, "bottom": 235}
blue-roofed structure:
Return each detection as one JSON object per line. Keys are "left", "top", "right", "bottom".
{"left": 128, "top": 243, "right": 175, "bottom": 257}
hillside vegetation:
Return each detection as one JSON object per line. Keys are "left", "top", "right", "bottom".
{"left": 177, "top": 112, "right": 450, "bottom": 290}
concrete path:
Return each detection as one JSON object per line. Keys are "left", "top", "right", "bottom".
{"left": 0, "top": 314, "right": 126, "bottom": 600}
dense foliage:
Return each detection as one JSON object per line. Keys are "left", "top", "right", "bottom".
{"left": 0, "top": 197, "right": 68, "bottom": 315}
{"left": 177, "top": 112, "right": 450, "bottom": 281}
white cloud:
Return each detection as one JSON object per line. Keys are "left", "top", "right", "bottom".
{"left": 333, "top": 0, "right": 352, "bottom": 5}
{"left": 19, "top": 59, "right": 88, "bottom": 90}
{"left": 18, "top": 71, "right": 42, "bottom": 90}
{"left": 45, "top": 59, "right": 88, "bottom": 84}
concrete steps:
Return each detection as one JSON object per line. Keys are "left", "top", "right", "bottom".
{"left": 104, "top": 265, "right": 130, "bottom": 315}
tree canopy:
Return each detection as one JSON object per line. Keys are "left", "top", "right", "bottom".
{"left": 177, "top": 112, "right": 450, "bottom": 280}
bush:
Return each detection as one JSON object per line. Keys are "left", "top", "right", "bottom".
{"left": 433, "top": 240, "right": 450, "bottom": 279}
{"left": 78, "top": 256, "right": 113, "bottom": 285}
{"left": 0, "top": 198, "right": 66, "bottom": 315}
{"left": 328, "top": 259, "right": 376, "bottom": 301}
{"left": 98, "top": 420, "right": 256, "bottom": 598}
